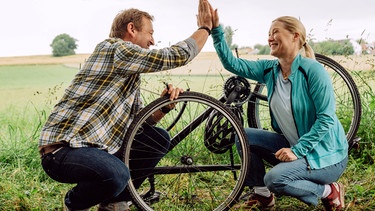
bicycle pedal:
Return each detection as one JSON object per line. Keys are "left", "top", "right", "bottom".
{"left": 141, "top": 191, "right": 161, "bottom": 204}
{"left": 238, "top": 191, "right": 254, "bottom": 202}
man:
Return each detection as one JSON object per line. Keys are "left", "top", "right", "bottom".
{"left": 38, "top": 0, "right": 213, "bottom": 210}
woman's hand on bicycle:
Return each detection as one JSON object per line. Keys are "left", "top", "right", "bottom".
{"left": 275, "top": 148, "right": 297, "bottom": 162}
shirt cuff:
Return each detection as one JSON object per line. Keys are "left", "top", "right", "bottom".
{"left": 184, "top": 37, "right": 199, "bottom": 61}
{"left": 211, "top": 25, "right": 223, "bottom": 37}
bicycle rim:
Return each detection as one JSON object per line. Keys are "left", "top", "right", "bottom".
{"left": 315, "top": 54, "right": 361, "bottom": 142}
{"left": 123, "top": 91, "right": 250, "bottom": 211}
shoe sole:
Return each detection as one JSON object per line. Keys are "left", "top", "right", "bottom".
{"left": 338, "top": 182, "right": 345, "bottom": 209}
{"left": 233, "top": 197, "right": 275, "bottom": 210}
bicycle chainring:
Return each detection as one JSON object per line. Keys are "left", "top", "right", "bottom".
{"left": 223, "top": 76, "right": 251, "bottom": 105}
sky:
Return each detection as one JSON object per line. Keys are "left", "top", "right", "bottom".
{"left": 1, "top": 0, "right": 374, "bottom": 57}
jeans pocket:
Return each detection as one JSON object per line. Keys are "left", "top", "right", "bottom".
{"left": 41, "top": 152, "right": 64, "bottom": 182}
{"left": 41, "top": 153, "right": 53, "bottom": 173}
{"left": 41, "top": 153, "right": 54, "bottom": 170}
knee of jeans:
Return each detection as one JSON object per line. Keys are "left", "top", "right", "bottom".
{"left": 264, "top": 169, "right": 285, "bottom": 194}
{"left": 151, "top": 128, "right": 171, "bottom": 152}
{"left": 157, "top": 127, "right": 170, "bottom": 138}
{"left": 104, "top": 167, "right": 130, "bottom": 195}
{"left": 157, "top": 128, "right": 170, "bottom": 141}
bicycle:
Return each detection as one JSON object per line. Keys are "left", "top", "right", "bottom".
{"left": 122, "top": 53, "right": 362, "bottom": 210}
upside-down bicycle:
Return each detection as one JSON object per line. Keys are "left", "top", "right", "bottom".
{"left": 122, "top": 53, "right": 361, "bottom": 210}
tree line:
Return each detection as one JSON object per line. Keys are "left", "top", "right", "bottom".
{"left": 222, "top": 25, "right": 370, "bottom": 56}
{"left": 50, "top": 29, "right": 369, "bottom": 57}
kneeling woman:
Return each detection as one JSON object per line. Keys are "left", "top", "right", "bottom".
{"left": 210, "top": 12, "right": 348, "bottom": 211}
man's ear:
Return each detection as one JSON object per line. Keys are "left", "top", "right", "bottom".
{"left": 127, "top": 22, "right": 136, "bottom": 37}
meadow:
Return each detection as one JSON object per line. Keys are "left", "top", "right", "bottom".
{"left": 0, "top": 53, "right": 374, "bottom": 210}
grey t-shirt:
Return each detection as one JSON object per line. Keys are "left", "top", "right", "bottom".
{"left": 270, "top": 71, "right": 299, "bottom": 146}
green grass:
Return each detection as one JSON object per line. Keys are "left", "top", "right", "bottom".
{"left": 0, "top": 63, "right": 374, "bottom": 210}
{"left": 0, "top": 65, "right": 78, "bottom": 112}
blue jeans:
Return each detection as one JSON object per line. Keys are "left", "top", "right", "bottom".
{"left": 243, "top": 127, "right": 348, "bottom": 206}
{"left": 41, "top": 126, "right": 170, "bottom": 210}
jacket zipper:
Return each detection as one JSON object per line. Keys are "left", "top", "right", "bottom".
{"left": 304, "top": 156, "right": 312, "bottom": 173}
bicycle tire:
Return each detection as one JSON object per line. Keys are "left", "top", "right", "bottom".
{"left": 247, "top": 53, "right": 361, "bottom": 145}
{"left": 123, "top": 91, "right": 251, "bottom": 211}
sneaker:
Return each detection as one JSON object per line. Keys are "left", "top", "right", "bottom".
{"left": 234, "top": 193, "right": 275, "bottom": 210}
{"left": 321, "top": 182, "right": 345, "bottom": 211}
{"left": 97, "top": 201, "right": 130, "bottom": 211}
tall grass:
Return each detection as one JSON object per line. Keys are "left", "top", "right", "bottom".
{"left": 345, "top": 56, "right": 375, "bottom": 164}
{"left": 0, "top": 60, "right": 374, "bottom": 210}
{"left": 0, "top": 105, "right": 66, "bottom": 210}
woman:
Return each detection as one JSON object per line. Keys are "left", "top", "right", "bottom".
{"left": 210, "top": 8, "right": 348, "bottom": 211}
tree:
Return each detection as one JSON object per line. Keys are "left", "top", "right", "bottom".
{"left": 50, "top": 33, "right": 78, "bottom": 57}
{"left": 254, "top": 44, "right": 270, "bottom": 55}
{"left": 222, "top": 24, "right": 237, "bottom": 50}
{"left": 311, "top": 39, "right": 354, "bottom": 56}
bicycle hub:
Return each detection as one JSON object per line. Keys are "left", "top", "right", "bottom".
{"left": 180, "top": 155, "right": 193, "bottom": 165}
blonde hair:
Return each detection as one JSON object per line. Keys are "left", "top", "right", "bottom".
{"left": 109, "top": 8, "right": 154, "bottom": 38}
{"left": 272, "top": 16, "right": 315, "bottom": 59}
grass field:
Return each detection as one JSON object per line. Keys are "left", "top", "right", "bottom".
{"left": 0, "top": 53, "right": 374, "bottom": 210}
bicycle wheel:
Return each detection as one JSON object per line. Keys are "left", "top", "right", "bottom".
{"left": 247, "top": 53, "right": 361, "bottom": 145}
{"left": 123, "top": 91, "right": 250, "bottom": 211}
{"left": 315, "top": 54, "right": 361, "bottom": 143}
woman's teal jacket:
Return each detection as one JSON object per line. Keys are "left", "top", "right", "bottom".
{"left": 212, "top": 26, "right": 348, "bottom": 169}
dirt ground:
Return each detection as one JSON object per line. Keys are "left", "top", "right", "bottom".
{"left": 0, "top": 52, "right": 373, "bottom": 74}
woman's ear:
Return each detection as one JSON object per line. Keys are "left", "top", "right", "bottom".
{"left": 293, "top": 32, "right": 300, "bottom": 41}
